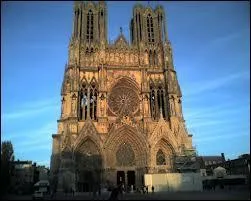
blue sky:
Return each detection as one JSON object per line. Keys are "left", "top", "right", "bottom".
{"left": 1, "top": 1, "right": 250, "bottom": 167}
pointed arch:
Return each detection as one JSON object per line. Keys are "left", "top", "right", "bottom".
{"left": 157, "top": 83, "right": 166, "bottom": 119}
{"left": 74, "top": 137, "right": 102, "bottom": 188}
{"left": 74, "top": 121, "right": 102, "bottom": 152}
{"left": 104, "top": 125, "right": 148, "bottom": 167}
{"left": 154, "top": 138, "right": 175, "bottom": 168}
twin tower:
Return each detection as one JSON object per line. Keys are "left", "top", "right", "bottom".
{"left": 50, "top": 1, "right": 195, "bottom": 193}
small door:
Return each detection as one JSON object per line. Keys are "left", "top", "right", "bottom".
{"left": 117, "top": 171, "right": 125, "bottom": 185}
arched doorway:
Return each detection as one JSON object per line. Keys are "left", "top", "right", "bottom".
{"left": 104, "top": 126, "right": 148, "bottom": 190}
{"left": 115, "top": 142, "right": 136, "bottom": 189}
{"left": 75, "top": 139, "right": 102, "bottom": 192}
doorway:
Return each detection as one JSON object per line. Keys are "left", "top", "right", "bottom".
{"left": 117, "top": 171, "right": 125, "bottom": 185}
{"left": 77, "top": 170, "right": 93, "bottom": 192}
{"left": 127, "top": 171, "right": 135, "bottom": 190}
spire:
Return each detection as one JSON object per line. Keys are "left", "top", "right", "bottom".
{"left": 120, "top": 27, "right": 123, "bottom": 35}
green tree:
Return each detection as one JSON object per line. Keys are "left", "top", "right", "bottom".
{"left": 1, "top": 141, "right": 15, "bottom": 195}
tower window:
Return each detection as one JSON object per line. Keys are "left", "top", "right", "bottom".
{"left": 150, "top": 82, "right": 166, "bottom": 120}
{"left": 79, "top": 79, "right": 98, "bottom": 120}
{"left": 147, "top": 14, "right": 154, "bottom": 43}
{"left": 150, "top": 84, "right": 156, "bottom": 120}
{"left": 80, "top": 82, "right": 88, "bottom": 120}
{"left": 86, "top": 10, "right": 94, "bottom": 42}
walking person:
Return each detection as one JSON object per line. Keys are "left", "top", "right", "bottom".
{"left": 109, "top": 184, "right": 122, "bottom": 200}
{"left": 146, "top": 186, "right": 148, "bottom": 194}
{"left": 151, "top": 186, "right": 154, "bottom": 193}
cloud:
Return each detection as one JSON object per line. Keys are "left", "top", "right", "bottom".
{"left": 184, "top": 71, "right": 249, "bottom": 96}
{"left": 194, "top": 132, "right": 249, "bottom": 143}
{"left": 12, "top": 121, "right": 56, "bottom": 143}
{"left": 2, "top": 97, "right": 59, "bottom": 120}
{"left": 187, "top": 119, "right": 229, "bottom": 129}
{"left": 210, "top": 32, "right": 242, "bottom": 46}
{"left": 184, "top": 105, "right": 248, "bottom": 122}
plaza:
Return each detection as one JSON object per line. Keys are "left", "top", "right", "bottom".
{"left": 2, "top": 187, "right": 250, "bottom": 200}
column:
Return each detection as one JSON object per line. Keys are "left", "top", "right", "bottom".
{"left": 87, "top": 87, "right": 90, "bottom": 119}
{"left": 154, "top": 89, "right": 158, "bottom": 119}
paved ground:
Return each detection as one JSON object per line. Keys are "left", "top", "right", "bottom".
{"left": 2, "top": 189, "right": 250, "bottom": 200}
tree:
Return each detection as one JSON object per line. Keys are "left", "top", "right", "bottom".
{"left": 1, "top": 140, "right": 15, "bottom": 195}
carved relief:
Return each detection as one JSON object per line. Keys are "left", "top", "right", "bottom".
{"left": 70, "top": 123, "right": 77, "bottom": 133}
{"left": 116, "top": 142, "right": 135, "bottom": 166}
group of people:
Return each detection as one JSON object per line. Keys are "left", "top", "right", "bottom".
{"left": 109, "top": 184, "right": 155, "bottom": 200}
{"left": 139, "top": 185, "right": 154, "bottom": 194}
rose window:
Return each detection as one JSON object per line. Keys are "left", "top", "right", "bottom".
{"left": 108, "top": 80, "right": 139, "bottom": 116}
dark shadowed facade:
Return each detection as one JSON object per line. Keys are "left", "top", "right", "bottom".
{"left": 50, "top": 1, "right": 195, "bottom": 192}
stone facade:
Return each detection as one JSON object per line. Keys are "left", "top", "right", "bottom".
{"left": 50, "top": 1, "right": 195, "bottom": 192}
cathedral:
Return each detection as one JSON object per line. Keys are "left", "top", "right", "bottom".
{"left": 50, "top": 1, "right": 195, "bottom": 192}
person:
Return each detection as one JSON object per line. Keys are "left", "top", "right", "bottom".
{"left": 151, "top": 186, "right": 154, "bottom": 193}
{"left": 72, "top": 186, "right": 75, "bottom": 197}
{"left": 142, "top": 186, "right": 145, "bottom": 194}
{"left": 146, "top": 186, "right": 148, "bottom": 194}
{"left": 98, "top": 185, "right": 101, "bottom": 196}
{"left": 109, "top": 184, "right": 122, "bottom": 200}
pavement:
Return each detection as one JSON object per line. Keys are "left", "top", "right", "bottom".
{"left": 2, "top": 188, "right": 250, "bottom": 200}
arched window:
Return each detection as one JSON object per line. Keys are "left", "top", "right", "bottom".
{"left": 138, "top": 13, "right": 142, "bottom": 40}
{"left": 86, "top": 10, "right": 94, "bottom": 42}
{"left": 150, "top": 83, "right": 156, "bottom": 120}
{"left": 74, "top": 9, "right": 79, "bottom": 37}
{"left": 157, "top": 85, "right": 166, "bottom": 119}
{"left": 156, "top": 149, "right": 166, "bottom": 165}
{"left": 80, "top": 82, "right": 88, "bottom": 120}
{"left": 90, "top": 80, "right": 97, "bottom": 120}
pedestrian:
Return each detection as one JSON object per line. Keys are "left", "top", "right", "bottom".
{"left": 146, "top": 186, "right": 148, "bottom": 194}
{"left": 72, "top": 186, "right": 75, "bottom": 197}
{"left": 98, "top": 185, "right": 101, "bottom": 196}
{"left": 151, "top": 186, "right": 154, "bottom": 193}
{"left": 108, "top": 184, "right": 121, "bottom": 200}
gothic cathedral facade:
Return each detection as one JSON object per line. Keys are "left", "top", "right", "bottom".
{"left": 50, "top": 1, "right": 195, "bottom": 192}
